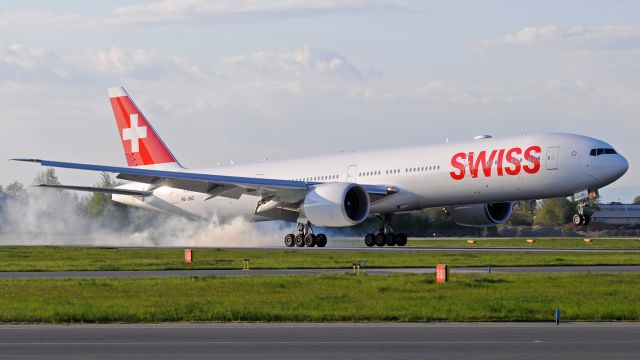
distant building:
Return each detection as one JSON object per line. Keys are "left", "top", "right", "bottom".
{"left": 591, "top": 203, "right": 640, "bottom": 225}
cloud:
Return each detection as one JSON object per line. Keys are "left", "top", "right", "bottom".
{"left": 481, "top": 25, "right": 640, "bottom": 49}
{"left": 112, "top": 0, "right": 407, "bottom": 26}
{"left": 0, "top": 0, "right": 407, "bottom": 31}
{"left": 221, "top": 46, "right": 370, "bottom": 81}
{"left": 412, "top": 81, "right": 517, "bottom": 105}
{"left": 0, "top": 43, "right": 372, "bottom": 86}
{"left": 0, "top": 44, "right": 70, "bottom": 80}
{"left": 0, "top": 44, "right": 213, "bottom": 83}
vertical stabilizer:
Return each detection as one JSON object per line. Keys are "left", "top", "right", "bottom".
{"left": 108, "top": 87, "right": 182, "bottom": 168}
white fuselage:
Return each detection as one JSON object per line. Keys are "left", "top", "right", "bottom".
{"left": 113, "top": 133, "right": 628, "bottom": 223}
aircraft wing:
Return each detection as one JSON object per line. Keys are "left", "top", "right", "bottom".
{"left": 14, "top": 159, "right": 395, "bottom": 204}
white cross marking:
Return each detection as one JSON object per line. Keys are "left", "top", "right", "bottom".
{"left": 122, "top": 114, "right": 147, "bottom": 153}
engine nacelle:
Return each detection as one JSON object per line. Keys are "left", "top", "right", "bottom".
{"left": 447, "top": 202, "right": 514, "bottom": 227}
{"left": 303, "top": 183, "right": 370, "bottom": 227}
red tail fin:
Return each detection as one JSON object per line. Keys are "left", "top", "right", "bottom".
{"left": 108, "top": 87, "right": 180, "bottom": 168}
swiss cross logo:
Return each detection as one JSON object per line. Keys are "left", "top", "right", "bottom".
{"left": 122, "top": 114, "right": 148, "bottom": 153}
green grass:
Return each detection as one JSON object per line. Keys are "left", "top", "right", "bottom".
{"left": 406, "top": 237, "right": 640, "bottom": 248}
{"left": 0, "top": 273, "right": 638, "bottom": 323}
{"left": 0, "top": 246, "right": 639, "bottom": 271}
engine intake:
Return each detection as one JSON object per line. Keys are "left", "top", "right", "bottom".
{"left": 303, "top": 183, "right": 370, "bottom": 227}
{"left": 447, "top": 202, "right": 514, "bottom": 227}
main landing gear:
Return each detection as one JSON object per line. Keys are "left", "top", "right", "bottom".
{"left": 364, "top": 214, "right": 408, "bottom": 247}
{"left": 284, "top": 222, "right": 327, "bottom": 248}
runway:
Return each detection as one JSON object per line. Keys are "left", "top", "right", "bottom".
{"left": 189, "top": 245, "right": 640, "bottom": 253}
{"left": 0, "top": 323, "right": 638, "bottom": 360}
{"left": 1, "top": 265, "right": 639, "bottom": 279}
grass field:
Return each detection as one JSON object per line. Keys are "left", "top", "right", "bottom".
{"left": 0, "top": 245, "right": 639, "bottom": 272}
{"left": 0, "top": 273, "right": 638, "bottom": 323}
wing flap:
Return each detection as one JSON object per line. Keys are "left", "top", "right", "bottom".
{"left": 36, "top": 184, "right": 153, "bottom": 197}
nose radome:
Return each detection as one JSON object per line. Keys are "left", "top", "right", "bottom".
{"left": 620, "top": 155, "right": 629, "bottom": 175}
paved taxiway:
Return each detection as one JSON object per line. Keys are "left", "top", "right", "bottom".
{"left": 1, "top": 265, "right": 639, "bottom": 279}
{"left": 0, "top": 323, "right": 638, "bottom": 360}
{"left": 145, "top": 245, "right": 640, "bottom": 253}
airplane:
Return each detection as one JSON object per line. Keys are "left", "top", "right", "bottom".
{"left": 14, "top": 87, "right": 629, "bottom": 247}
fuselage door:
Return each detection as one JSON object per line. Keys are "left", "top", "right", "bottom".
{"left": 546, "top": 146, "right": 560, "bottom": 170}
{"left": 346, "top": 165, "right": 358, "bottom": 183}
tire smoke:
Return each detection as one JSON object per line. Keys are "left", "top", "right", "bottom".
{"left": 0, "top": 187, "right": 285, "bottom": 247}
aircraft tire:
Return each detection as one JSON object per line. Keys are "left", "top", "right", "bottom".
{"left": 284, "top": 234, "right": 295, "bottom": 247}
{"left": 316, "top": 234, "right": 327, "bottom": 247}
{"left": 364, "top": 233, "right": 376, "bottom": 247}
{"left": 385, "top": 233, "right": 396, "bottom": 246}
{"left": 573, "top": 214, "right": 585, "bottom": 226}
{"left": 294, "top": 234, "right": 305, "bottom": 247}
{"left": 375, "top": 233, "right": 386, "bottom": 247}
{"left": 304, "top": 234, "right": 316, "bottom": 247}
{"left": 396, "top": 233, "right": 408, "bottom": 246}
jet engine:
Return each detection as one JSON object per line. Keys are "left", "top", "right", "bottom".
{"left": 446, "top": 202, "right": 514, "bottom": 227}
{"left": 303, "top": 183, "right": 370, "bottom": 227}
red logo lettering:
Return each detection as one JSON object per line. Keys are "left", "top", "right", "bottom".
{"left": 450, "top": 152, "right": 466, "bottom": 180}
{"left": 504, "top": 147, "right": 522, "bottom": 176}
{"left": 523, "top": 145, "right": 541, "bottom": 174}
{"left": 449, "top": 145, "right": 541, "bottom": 181}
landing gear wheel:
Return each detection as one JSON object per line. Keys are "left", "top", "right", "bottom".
{"left": 284, "top": 234, "right": 295, "bottom": 247}
{"left": 573, "top": 214, "right": 585, "bottom": 226}
{"left": 304, "top": 234, "right": 317, "bottom": 247}
{"left": 364, "top": 233, "right": 376, "bottom": 247}
{"left": 395, "top": 233, "right": 408, "bottom": 247}
{"left": 583, "top": 215, "right": 591, "bottom": 226}
{"left": 375, "top": 233, "right": 386, "bottom": 247}
{"left": 316, "top": 234, "right": 327, "bottom": 247}
{"left": 385, "top": 233, "right": 396, "bottom": 246}
{"left": 294, "top": 234, "right": 305, "bottom": 247}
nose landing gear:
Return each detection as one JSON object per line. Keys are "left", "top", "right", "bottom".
{"left": 284, "top": 222, "right": 327, "bottom": 248}
{"left": 573, "top": 192, "right": 596, "bottom": 226}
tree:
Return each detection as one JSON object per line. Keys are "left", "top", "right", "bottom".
{"left": 85, "top": 172, "right": 125, "bottom": 219}
{"left": 507, "top": 210, "right": 533, "bottom": 226}
{"left": 634, "top": 196, "right": 640, "bottom": 204}
{"left": 5, "top": 181, "right": 26, "bottom": 197}
{"left": 0, "top": 185, "right": 3, "bottom": 193}
{"left": 33, "top": 168, "right": 60, "bottom": 186}
{"left": 535, "top": 198, "right": 575, "bottom": 226}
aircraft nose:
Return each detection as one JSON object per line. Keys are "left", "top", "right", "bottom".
{"left": 619, "top": 154, "right": 629, "bottom": 177}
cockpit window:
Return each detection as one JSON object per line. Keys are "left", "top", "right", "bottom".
{"left": 590, "top": 148, "right": 617, "bottom": 156}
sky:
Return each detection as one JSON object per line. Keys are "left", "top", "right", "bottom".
{"left": 0, "top": 0, "right": 638, "bottom": 202}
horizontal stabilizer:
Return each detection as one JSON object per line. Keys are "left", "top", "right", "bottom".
{"left": 36, "top": 184, "right": 152, "bottom": 197}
